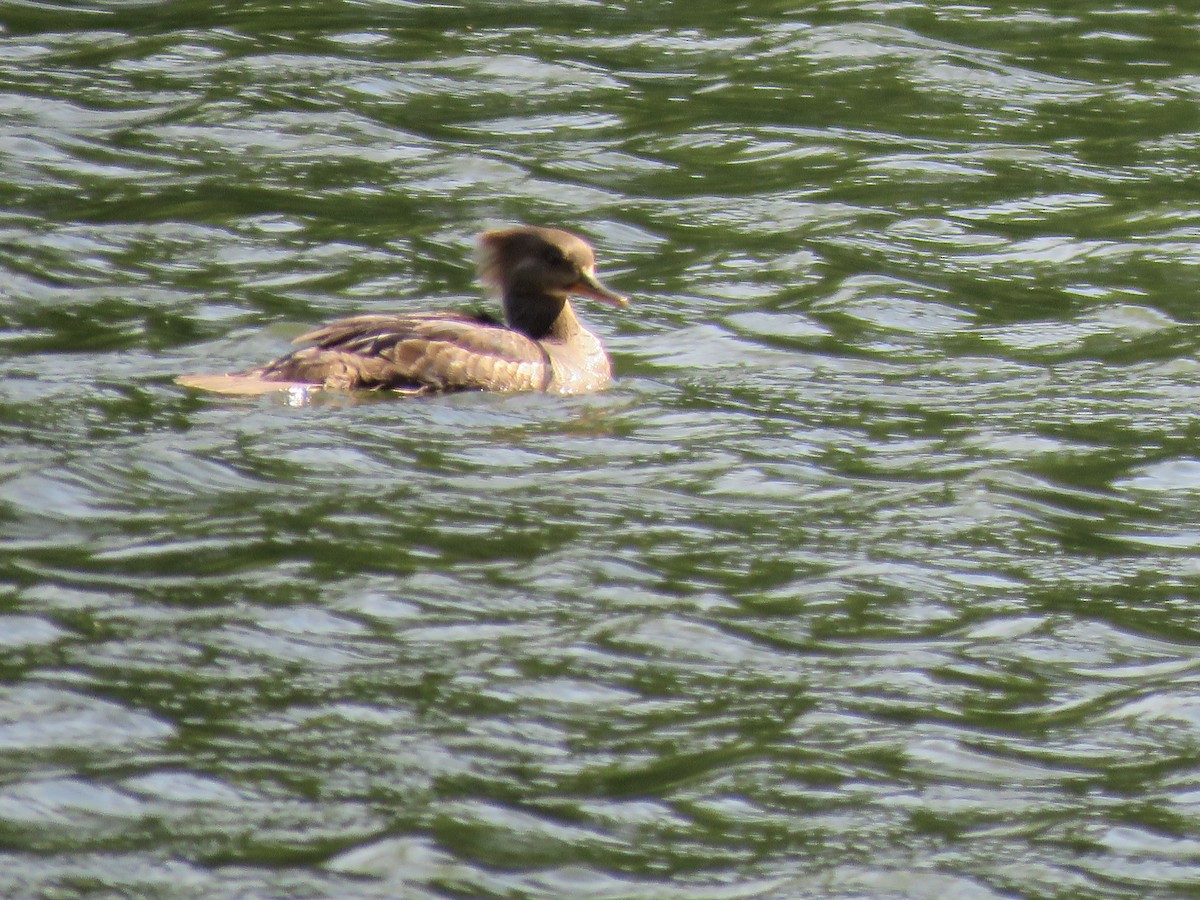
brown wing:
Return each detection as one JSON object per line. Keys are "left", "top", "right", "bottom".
{"left": 252, "top": 313, "right": 554, "bottom": 393}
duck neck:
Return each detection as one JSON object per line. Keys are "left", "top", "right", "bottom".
{"left": 504, "top": 290, "right": 577, "bottom": 341}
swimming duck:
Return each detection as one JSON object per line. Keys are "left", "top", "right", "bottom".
{"left": 175, "top": 226, "right": 627, "bottom": 396}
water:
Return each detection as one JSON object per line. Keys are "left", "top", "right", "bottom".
{"left": 2, "top": 1, "right": 1200, "bottom": 896}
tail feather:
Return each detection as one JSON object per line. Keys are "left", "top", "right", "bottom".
{"left": 175, "top": 373, "right": 318, "bottom": 396}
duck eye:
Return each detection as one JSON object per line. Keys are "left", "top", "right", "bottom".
{"left": 542, "top": 247, "right": 567, "bottom": 267}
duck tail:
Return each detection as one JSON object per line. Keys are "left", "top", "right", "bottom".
{"left": 174, "top": 373, "right": 317, "bottom": 396}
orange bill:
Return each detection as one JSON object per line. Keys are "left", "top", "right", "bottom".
{"left": 571, "top": 269, "right": 629, "bottom": 307}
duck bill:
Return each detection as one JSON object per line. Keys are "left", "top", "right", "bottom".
{"left": 571, "top": 269, "right": 629, "bottom": 308}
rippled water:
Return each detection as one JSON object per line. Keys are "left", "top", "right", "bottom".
{"left": 3, "top": 1, "right": 1200, "bottom": 896}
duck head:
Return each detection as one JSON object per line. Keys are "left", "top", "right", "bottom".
{"left": 479, "top": 227, "right": 627, "bottom": 338}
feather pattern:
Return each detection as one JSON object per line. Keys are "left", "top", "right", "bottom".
{"left": 256, "top": 313, "right": 554, "bottom": 393}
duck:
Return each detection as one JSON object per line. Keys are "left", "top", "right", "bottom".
{"left": 175, "top": 226, "right": 627, "bottom": 397}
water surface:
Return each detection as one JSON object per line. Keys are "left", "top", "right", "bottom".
{"left": 3, "top": 1, "right": 1200, "bottom": 897}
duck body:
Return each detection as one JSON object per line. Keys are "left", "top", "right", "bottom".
{"left": 176, "top": 227, "right": 626, "bottom": 397}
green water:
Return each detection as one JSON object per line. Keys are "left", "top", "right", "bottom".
{"left": 2, "top": 1, "right": 1200, "bottom": 897}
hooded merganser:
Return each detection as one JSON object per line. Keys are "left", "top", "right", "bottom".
{"left": 176, "top": 226, "right": 627, "bottom": 396}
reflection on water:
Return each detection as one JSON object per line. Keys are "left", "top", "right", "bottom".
{"left": 3, "top": 1, "right": 1200, "bottom": 896}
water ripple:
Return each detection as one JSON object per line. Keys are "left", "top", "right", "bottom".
{"left": 3, "top": 2, "right": 1200, "bottom": 897}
